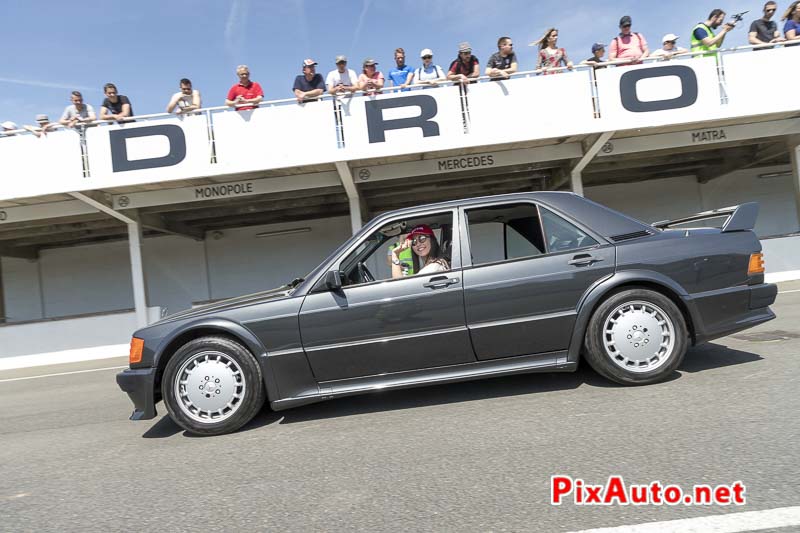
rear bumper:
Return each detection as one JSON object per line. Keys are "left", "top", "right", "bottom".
{"left": 116, "top": 367, "right": 158, "bottom": 420}
{"left": 690, "top": 282, "right": 777, "bottom": 344}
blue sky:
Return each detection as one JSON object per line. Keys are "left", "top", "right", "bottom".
{"left": 0, "top": 0, "right": 757, "bottom": 127}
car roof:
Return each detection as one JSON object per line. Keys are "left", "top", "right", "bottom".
{"left": 375, "top": 191, "right": 653, "bottom": 240}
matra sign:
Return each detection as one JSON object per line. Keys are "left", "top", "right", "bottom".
{"left": 103, "top": 63, "right": 715, "bottom": 173}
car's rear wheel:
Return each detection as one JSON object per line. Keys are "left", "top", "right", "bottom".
{"left": 162, "top": 336, "right": 265, "bottom": 436}
{"left": 584, "top": 289, "right": 688, "bottom": 385}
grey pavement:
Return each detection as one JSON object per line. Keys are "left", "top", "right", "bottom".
{"left": 0, "top": 291, "right": 798, "bottom": 532}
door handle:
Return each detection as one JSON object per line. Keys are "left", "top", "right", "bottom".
{"left": 568, "top": 254, "right": 603, "bottom": 267}
{"left": 423, "top": 276, "right": 460, "bottom": 289}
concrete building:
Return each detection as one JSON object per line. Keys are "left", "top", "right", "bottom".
{"left": 1, "top": 47, "right": 798, "bottom": 363}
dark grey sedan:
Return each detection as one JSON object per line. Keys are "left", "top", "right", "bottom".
{"left": 117, "top": 192, "right": 777, "bottom": 435}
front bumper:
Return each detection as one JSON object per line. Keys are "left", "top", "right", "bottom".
{"left": 116, "top": 367, "right": 159, "bottom": 420}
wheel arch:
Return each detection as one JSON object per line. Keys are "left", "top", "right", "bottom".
{"left": 567, "top": 271, "right": 698, "bottom": 363}
{"left": 153, "top": 319, "right": 278, "bottom": 403}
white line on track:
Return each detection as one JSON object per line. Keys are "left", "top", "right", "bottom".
{"left": 0, "top": 365, "right": 127, "bottom": 383}
{"left": 569, "top": 505, "right": 800, "bottom": 533}
{"left": 779, "top": 289, "right": 800, "bottom": 294}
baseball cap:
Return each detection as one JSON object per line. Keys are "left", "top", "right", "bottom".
{"left": 406, "top": 224, "right": 435, "bottom": 240}
{"left": 662, "top": 33, "right": 679, "bottom": 43}
{"left": 1, "top": 121, "right": 18, "bottom": 130}
{"left": 619, "top": 15, "right": 632, "bottom": 26}
{"left": 591, "top": 42, "right": 605, "bottom": 53}
{"left": 458, "top": 42, "right": 472, "bottom": 52}
{"left": 302, "top": 58, "right": 318, "bottom": 67}
{"left": 335, "top": 55, "right": 347, "bottom": 63}
{"left": 420, "top": 48, "right": 433, "bottom": 58}
{"left": 363, "top": 58, "right": 378, "bottom": 66}
{"left": 35, "top": 114, "right": 49, "bottom": 122}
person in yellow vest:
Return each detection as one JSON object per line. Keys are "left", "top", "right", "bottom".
{"left": 691, "top": 9, "right": 737, "bottom": 56}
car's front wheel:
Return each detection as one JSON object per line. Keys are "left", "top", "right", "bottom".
{"left": 162, "top": 336, "right": 266, "bottom": 436}
{"left": 584, "top": 289, "right": 688, "bottom": 385}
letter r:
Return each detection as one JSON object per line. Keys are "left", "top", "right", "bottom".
{"left": 365, "top": 95, "right": 440, "bottom": 143}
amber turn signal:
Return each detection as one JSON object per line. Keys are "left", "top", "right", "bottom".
{"left": 129, "top": 337, "right": 144, "bottom": 364}
{"left": 748, "top": 252, "right": 765, "bottom": 275}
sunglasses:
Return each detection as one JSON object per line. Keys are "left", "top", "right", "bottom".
{"left": 459, "top": 51, "right": 471, "bottom": 55}
{"left": 411, "top": 235, "right": 430, "bottom": 246}
{"left": 422, "top": 55, "right": 432, "bottom": 59}
{"left": 622, "top": 24, "right": 632, "bottom": 28}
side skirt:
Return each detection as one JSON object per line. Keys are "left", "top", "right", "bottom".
{"left": 270, "top": 351, "right": 576, "bottom": 411}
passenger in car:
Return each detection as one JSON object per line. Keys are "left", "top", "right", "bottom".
{"left": 390, "top": 224, "right": 450, "bottom": 278}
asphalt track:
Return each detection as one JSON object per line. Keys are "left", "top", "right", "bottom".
{"left": 1, "top": 288, "right": 798, "bottom": 532}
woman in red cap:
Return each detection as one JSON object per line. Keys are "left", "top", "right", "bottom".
{"left": 390, "top": 224, "right": 450, "bottom": 279}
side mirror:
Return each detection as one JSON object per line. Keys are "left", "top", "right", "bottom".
{"left": 324, "top": 270, "right": 344, "bottom": 291}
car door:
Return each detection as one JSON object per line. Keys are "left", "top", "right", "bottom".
{"left": 461, "top": 201, "right": 615, "bottom": 361}
{"left": 298, "top": 209, "right": 475, "bottom": 383}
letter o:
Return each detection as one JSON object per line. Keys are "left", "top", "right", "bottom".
{"left": 619, "top": 65, "right": 698, "bottom": 113}
{"left": 0, "top": 211, "right": 6, "bottom": 221}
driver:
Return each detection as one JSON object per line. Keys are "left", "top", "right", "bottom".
{"left": 391, "top": 224, "right": 450, "bottom": 278}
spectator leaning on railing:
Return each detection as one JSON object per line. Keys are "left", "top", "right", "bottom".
{"left": 1, "top": 121, "right": 19, "bottom": 136}
{"left": 24, "top": 115, "right": 58, "bottom": 138}
{"left": 486, "top": 37, "right": 518, "bottom": 80}
{"left": 59, "top": 91, "right": 96, "bottom": 128}
{"left": 412, "top": 49, "right": 447, "bottom": 87}
{"left": 691, "top": 9, "right": 736, "bottom": 56}
{"left": 749, "top": 1, "right": 785, "bottom": 47}
{"left": 447, "top": 42, "right": 480, "bottom": 85}
{"left": 581, "top": 43, "right": 607, "bottom": 68}
{"left": 609, "top": 15, "right": 649, "bottom": 64}
{"left": 326, "top": 55, "right": 359, "bottom": 96}
{"left": 293, "top": 59, "right": 326, "bottom": 103}
{"left": 225, "top": 65, "right": 263, "bottom": 110}
{"left": 650, "top": 33, "right": 688, "bottom": 59}
{"left": 166, "top": 78, "right": 201, "bottom": 114}
{"left": 532, "top": 28, "right": 573, "bottom": 74}
{"left": 783, "top": 1, "right": 800, "bottom": 42}
{"left": 358, "top": 58, "right": 384, "bottom": 95}
{"left": 100, "top": 83, "right": 134, "bottom": 122}
{"left": 387, "top": 48, "right": 414, "bottom": 91}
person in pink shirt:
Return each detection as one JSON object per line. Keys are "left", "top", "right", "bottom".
{"left": 357, "top": 58, "right": 385, "bottom": 95}
{"left": 608, "top": 15, "right": 649, "bottom": 64}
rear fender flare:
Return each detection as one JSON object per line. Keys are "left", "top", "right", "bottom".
{"left": 567, "top": 271, "right": 699, "bottom": 363}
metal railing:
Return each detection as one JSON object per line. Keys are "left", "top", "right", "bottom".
{"left": 1, "top": 42, "right": 793, "bottom": 141}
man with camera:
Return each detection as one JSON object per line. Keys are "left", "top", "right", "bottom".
{"left": 691, "top": 9, "right": 737, "bottom": 56}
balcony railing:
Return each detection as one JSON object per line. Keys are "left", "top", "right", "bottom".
{"left": 0, "top": 44, "right": 797, "bottom": 203}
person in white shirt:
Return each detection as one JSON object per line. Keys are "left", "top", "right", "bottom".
{"left": 390, "top": 224, "right": 450, "bottom": 278}
{"left": 166, "top": 78, "right": 202, "bottom": 114}
{"left": 650, "top": 34, "right": 688, "bottom": 60}
{"left": 326, "top": 55, "right": 359, "bottom": 96}
{"left": 410, "top": 48, "right": 446, "bottom": 87}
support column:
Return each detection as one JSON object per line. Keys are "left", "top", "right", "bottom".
{"left": 571, "top": 131, "right": 615, "bottom": 197}
{"left": 68, "top": 192, "right": 150, "bottom": 329}
{"left": 790, "top": 138, "right": 800, "bottom": 231}
{"left": 0, "top": 259, "right": 5, "bottom": 323}
{"left": 335, "top": 161, "right": 365, "bottom": 234}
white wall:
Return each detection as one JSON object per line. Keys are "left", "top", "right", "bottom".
{"left": 1, "top": 216, "right": 352, "bottom": 323}
{"left": 0, "top": 257, "right": 43, "bottom": 321}
{"left": 205, "top": 217, "right": 352, "bottom": 300}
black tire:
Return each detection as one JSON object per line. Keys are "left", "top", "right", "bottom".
{"left": 162, "top": 336, "right": 266, "bottom": 436}
{"left": 584, "top": 288, "right": 688, "bottom": 385}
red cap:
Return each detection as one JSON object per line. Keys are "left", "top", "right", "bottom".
{"left": 406, "top": 224, "right": 435, "bottom": 240}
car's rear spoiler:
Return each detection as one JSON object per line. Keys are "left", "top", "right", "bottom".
{"left": 651, "top": 202, "right": 758, "bottom": 233}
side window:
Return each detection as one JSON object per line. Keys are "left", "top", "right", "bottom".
{"left": 540, "top": 207, "right": 598, "bottom": 253}
{"left": 337, "top": 212, "right": 455, "bottom": 286}
{"left": 466, "top": 203, "right": 546, "bottom": 266}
